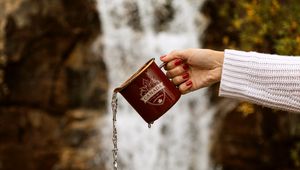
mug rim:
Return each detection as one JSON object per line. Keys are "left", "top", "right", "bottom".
{"left": 114, "top": 58, "right": 155, "bottom": 92}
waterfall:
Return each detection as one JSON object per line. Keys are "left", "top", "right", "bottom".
{"left": 95, "top": 0, "right": 215, "bottom": 169}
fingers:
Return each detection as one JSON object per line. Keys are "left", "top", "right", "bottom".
{"left": 159, "top": 49, "right": 194, "bottom": 94}
{"left": 164, "top": 58, "right": 183, "bottom": 70}
{"left": 170, "top": 72, "right": 193, "bottom": 94}
{"left": 166, "top": 64, "right": 189, "bottom": 78}
{"left": 172, "top": 72, "right": 189, "bottom": 85}
{"left": 160, "top": 50, "right": 186, "bottom": 63}
{"left": 179, "top": 80, "right": 193, "bottom": 94}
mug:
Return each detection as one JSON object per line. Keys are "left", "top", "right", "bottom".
{"left": 114, "top": 58, "right": 181, "bottom": 123}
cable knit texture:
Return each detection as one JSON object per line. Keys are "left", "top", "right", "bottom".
{"left": 219, "top": 49, "right": 300, "bottom": 113}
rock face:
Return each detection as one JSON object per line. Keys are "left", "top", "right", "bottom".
{"left": 211, "top": 105, "right": 300, "bottom": 170}
{"left": 0, "top": 0, "right": 107, "bottom": 170}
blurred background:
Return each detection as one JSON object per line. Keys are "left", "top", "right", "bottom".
{"left": 0, "top": 0, "right": 300, "bottom": 170}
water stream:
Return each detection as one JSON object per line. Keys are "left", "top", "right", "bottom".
{"left": 95, "top": 0, "right": 215, "bottom": 169}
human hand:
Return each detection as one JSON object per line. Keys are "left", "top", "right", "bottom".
{"left": 160, "top": 49, "right": 224, "bottom": 94}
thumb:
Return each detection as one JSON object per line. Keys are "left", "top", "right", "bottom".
{"left": 160, "top": 50, "right": 186, "bottom": 63}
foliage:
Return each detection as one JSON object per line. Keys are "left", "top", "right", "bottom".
{"left": 203, "top": 0, "right": 300, "bottom": 55}
{"left": 291, "top": 142, "right": 300, "bottom": 168}
{"left": 237, "top": 102, "right": 255, "bottom": 116}
{"left": 204, "top": 0, "right": 300, "bottom": 114}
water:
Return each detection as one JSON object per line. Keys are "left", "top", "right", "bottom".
{"left": 111, "top": 92, "right": 118, "bottom": 170}
{"left": 148, "top": 122, "right": 153, "bottom": 129}
{"left": 111, "top": 91, "right": 153, "bottom": 170}
{"left": 95, "top": 0, "right": 214, "bottom": 170}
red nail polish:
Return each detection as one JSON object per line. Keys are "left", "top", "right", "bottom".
{"left": 186, "top": 80, "right": 192, "bottom": 87}
{"left": 174, "top": 59, "right": 182, "bottom": 66}
{"left": 183, "top": 64, "right": 189, "bottom": 70}
{"left": 160, "top": 55, "right": 166, "bottom": 59}
{"left": 182, "top": 72, "right": 189, "bottom": 79}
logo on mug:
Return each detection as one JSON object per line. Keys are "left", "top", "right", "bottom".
{"left": 140, "top": 75, "right": 166, "bottom": 106}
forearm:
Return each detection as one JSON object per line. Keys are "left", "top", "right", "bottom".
{"left": 219, "top": 49, "right": 300, "bottom": 113}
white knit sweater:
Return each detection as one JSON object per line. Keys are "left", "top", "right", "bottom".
{"left": 219, "top": 49, "right": 300, "bottom": 113}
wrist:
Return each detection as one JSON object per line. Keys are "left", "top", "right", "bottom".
{"left": 212, "top": 50, "right": 224, "bottom": 68}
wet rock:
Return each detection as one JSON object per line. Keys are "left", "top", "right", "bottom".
{"left": 124, "top": 1, "right": 142, "bottom": 32}
{"left": 153, "top": 0, "right": 175, "bottom": 32}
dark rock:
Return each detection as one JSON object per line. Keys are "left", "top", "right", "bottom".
{"left": 124, "top": 1, "right": 142, "bottom": 32}
{"left": 0, "top": 107, "right": 61, "bottom": 170}
{"left": 2, "top": 0, "right": 105, "bottom": 112}
{"left": 0, "top": 0, "right": 107, "bottom": 170}
{"left": 211, "top": 104, "right": 299, "bottom": 170}
{"left": 153, "top": 0, "right": 175, "bottom": 32}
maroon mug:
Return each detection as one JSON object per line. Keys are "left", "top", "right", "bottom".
{"left": 114, "top": 58, "right": 181, "bottom": 123}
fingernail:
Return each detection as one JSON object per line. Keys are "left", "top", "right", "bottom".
{"left": 174, "top": 59, "right": 182, "bottom": 66}
{"left": 160, "top": 55, "right": 166, "bottom": 60}
{"left": 183, "top": 64, "right": 189, "bottom": 70}
{"left": 182, "top": 72, "right": 189, "bottom": 79}
{"left": 185, "top": 80, "right": 192, "bottom": 87}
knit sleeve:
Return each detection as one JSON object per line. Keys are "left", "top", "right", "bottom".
{"left": 219, "top": 49, "right": 300, "bottom": 113}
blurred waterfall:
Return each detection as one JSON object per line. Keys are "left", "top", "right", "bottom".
{"left": 95, "top": 0, "right": 215, "bottom": 169}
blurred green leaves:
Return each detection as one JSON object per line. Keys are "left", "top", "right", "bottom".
{"left": 208, "top": 0, "right": 300, "bottom": 55}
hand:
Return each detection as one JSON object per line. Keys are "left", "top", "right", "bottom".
{"left": 160, "top": 48, "right": 224, "bottom": 94}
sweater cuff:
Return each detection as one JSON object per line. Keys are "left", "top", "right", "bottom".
{"left": 219, "top": 49, "right": 251, "bottom": 100}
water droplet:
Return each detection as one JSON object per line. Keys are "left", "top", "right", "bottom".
{"left": 114, "top": 161, "right": 118, "bottom": 169}
{"left": 148, "top": 122, "right": 154, "bottom": 128}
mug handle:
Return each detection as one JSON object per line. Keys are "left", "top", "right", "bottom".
{"left": 159, "top": 62, "right": 166, "bottom": 69}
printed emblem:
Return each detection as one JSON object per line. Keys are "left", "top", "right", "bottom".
{"left": 140, "top": 73, "right": 166, "bottom": 105}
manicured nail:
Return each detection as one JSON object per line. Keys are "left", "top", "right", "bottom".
{"left": 183, "top": 64, "right": 189, "bottom": 70}
{"left": 182, "top": 72, "right": 189, "bottom": 79}
{"left": 185, "top": 80, "right": 192, "bottom": 87}
{"left": 174, "top": 59, "right": 182, "bottom": 66}
{"left": 160, "top": 55, "right": 166, "bottom": 60}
